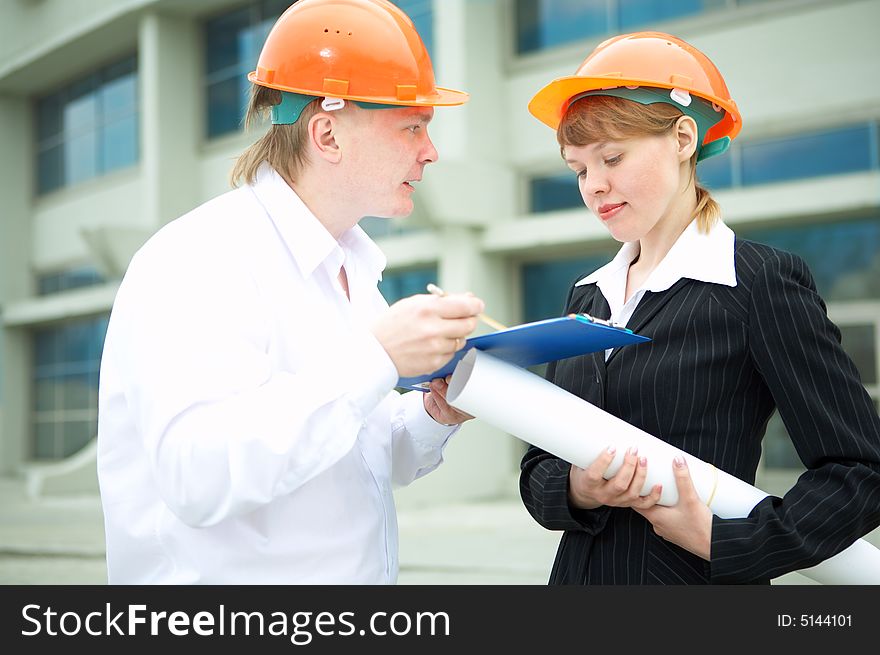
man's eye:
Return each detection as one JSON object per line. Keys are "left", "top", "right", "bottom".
{"left": 605, "top": 155, "right": 621, "bottom": 166}
{"left": 575, "top": 169, "right": 587, "bottom": 179}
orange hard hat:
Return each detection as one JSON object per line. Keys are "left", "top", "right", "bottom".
{"left": 528, "top": 31, "right": 741, "bottom": 147}
{"left": 248, "top": 0, "right": 468, "bottom": 107}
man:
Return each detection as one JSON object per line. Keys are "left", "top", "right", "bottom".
{"left": 96, "top": 0, "right": 483, "bottom": 584}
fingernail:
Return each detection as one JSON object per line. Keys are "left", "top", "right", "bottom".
{"left": 606, "top": 446, "right": 616, "bottom": 455}
{"left": 639, "top": 456, "right": 647, "bottom": 467}
{"left": 629, "top": 446, "right": 638, "bottom": 456}
{"left": 674, "top": 456, "right": 685, "bottom": 468}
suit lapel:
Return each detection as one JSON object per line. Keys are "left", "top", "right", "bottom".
{"left": 605, "top": 278, "right": 691, "bottom": 367}
{"left": 587, "top": 291, "right": 610, "bottom": 407}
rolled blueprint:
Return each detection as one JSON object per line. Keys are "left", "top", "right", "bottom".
{"left": 446, "top": 349, "right": 880, "bottom": 585}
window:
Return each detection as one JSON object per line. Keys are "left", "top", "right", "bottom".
{"left": 740, "top": 124, "right": 874, "bottom": 187}
{"left": 529, "top": 172, "right": 584, "bottom": 214}
{"left": 515, "top": 0, "right": 726, "bottom": 54}
{"left": 204, "top": 0, "right": 291, "bottom": 138}
{"left": 205, "top": 0, "right": 434, "bottom": 139}
{"left": 38, "top": 267, "right": 106, "bottom": 296}
{"left": 522, "top": 253, "right": 613, "bottom": 323}
{"left": 35, "top": 56, "right": 138, "bottom": 195}
{"left": 739, "top": 215, "right": 880, "bottom": 303}
{"left": 739, "top": 217, "right": 880, "bottom": 469}
{"left": 379, "top": 266, "right": 438, "bottom": 305}
{"left": 395, "top": 0, "right": 434, "bottom": 58}
{"left": 529, "top": 123, "right": 879, "bottom": 214}
{"left": 32, "top": 316, "right": 109, "bottom": 460}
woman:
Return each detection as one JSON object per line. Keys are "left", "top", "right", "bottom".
{"left": 519, "top": 31, "right": 880, "bottom": 584}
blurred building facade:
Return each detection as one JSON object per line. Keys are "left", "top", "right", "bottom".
{"left": 0, "top": 0, "right": 878, "bottom": 508}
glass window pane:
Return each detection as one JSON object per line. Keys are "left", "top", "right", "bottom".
{"left": 696, "top": 147, "right": 733, "bottom": 190}
{"left": 31, "top": 316, "right": 110, "bottom": 461}
{"left": 65, "top": 131, "right": 98, "bottom": 185}
{"left": 522, "top": 254, "right": 613, "bottom": 323}
{"left": 739, "top": 215, "right": 880, "bottom": 302}
{"left": 206, "top": 77, "right": 247, "bottom": 137}
{"left": 530, "top": 172, "right": 584, "bottom": 213}
{"left": 61, "top": 374, "right": 93, "bottom": 411}
{"left": 34, "top": 379, "right": 57, "bottom": 412}
{"left": 394, "top": 0, "right": 433, "bottom": 57}
{"left": 61, "top": 420, "right": 94, "bottom": 457}
{"left": 33, "top": 421, "right": 60, "bottom": 460}
{"left": 379, "top": 267, "right": 437, "bottom": 305}
{"left": 101, "top": 114, "right": 138, "bottom": 172}
{"left": 100, "top": 70, "right": 137, "bottom": 121}
{"left": 516, "top": 0, "right": 607, "bottom": 54}
{"left": 36, "top": 94, "right": 64, "bottom": 142}
{"left": 205, "top": 7, "right": 252, "bottom": 76}
{"left": 618, "top": 0, "right": 725, "bottom": 30}
{"left": 35, "top": 56, "right": 139, "bottom": 195}
{"left": 839, "top": 324, "right": 877, "bottom": 386}
{"left": 34, "top": 330, "right": 60, "bottom": 368}
{"left": 741, "top": 125, "right": 872, "bottom": 186}
{"left": 762, "top": 411, "right": 803, "bottom": 470}
{"left": 37, "top": 144, "right": 64, "bottom": 195}
{"left": 64, "top": 77, "right": 99, "bottom": 135}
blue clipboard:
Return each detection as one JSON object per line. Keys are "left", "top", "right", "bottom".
{"left": 398, "top": 313, "right": 651, "bottom": 391}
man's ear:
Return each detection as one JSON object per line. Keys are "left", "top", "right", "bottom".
{"left": 675, "top": 115, "right": 699, "bottom": 163}
{"left": 308, "top": 113, "right": 342, "bottom": 164}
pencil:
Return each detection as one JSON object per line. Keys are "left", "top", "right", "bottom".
{"left": 426, "top": 283, "right": 508, "bottom": 331}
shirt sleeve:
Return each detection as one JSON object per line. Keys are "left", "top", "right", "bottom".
{"left": 111, "top": 238, "right": 400, "bottom": 528}
{"left": 709, "top": 251, "right": 880, "bottom": 583}
{"left": 389, "top": 390, "right": 458, "bottom": 487}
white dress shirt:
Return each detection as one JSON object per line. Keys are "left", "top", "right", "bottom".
{"left": 97, "top": 164, "right": 456, "bottom": 584}
{"left": 576, "top": 219, "right": 738, "bottom": 359}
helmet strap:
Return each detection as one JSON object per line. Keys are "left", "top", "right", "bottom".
{"left": 569, "top": 87, "right": 730, "bottom": 162}
{"left": 271, "top": 90, "right": 405, "bottom": 125}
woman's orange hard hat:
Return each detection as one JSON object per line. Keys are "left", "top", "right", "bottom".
{"left": 528, "top": 31, "right": 741, "bottom": 146}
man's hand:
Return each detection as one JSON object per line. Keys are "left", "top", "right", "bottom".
{"left": 423, "top": 375, "right": 473, "bottom": 426}
{"left": 372, "top": 293, "right": 484, "bottom": 377}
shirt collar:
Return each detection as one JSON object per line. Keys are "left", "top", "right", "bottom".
{"left": 575, "top": 218, "right": 737, "bottom": 291}
{"left": 249, "top": 163, "right": 386, "bottom": 282}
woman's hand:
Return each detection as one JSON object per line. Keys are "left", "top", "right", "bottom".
{"left": 568, "top": 445, "right": 662, "bottom": 511}
{"left": 634, "top": 456, "right": 712, "bottom": 561}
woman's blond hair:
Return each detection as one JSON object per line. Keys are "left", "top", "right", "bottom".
{"left": 558, "top": 95, "right": 721, "bottom": 232}
{"left": 230, "top": 84, "right": 322, "bottom": 188}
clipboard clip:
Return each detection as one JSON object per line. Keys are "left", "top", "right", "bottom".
{"left": 576, "top": 313, "right": 632, "bottom": 332}
{"left": 577, "top": 313, "right": 618, "bottom": 327}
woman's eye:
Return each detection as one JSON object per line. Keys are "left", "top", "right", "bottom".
{"left": 575, "top": 169, "right": 587, "bottom": 179}
{"left": 408, "top": 125, "right": 421, "bottom": 133}
{"left": 605, "top": 155, "right": 621, "bottom": 166}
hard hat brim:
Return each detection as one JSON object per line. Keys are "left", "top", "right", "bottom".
{"left": 528, "top": 75, "right": 740, "bottom": 142}
{"left": 248, "top": 72, "right": 469, "bottom": 107}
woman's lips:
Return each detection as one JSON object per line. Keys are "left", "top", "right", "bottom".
{"left": 597, "top": 202, "right": 626, "bottom": 221}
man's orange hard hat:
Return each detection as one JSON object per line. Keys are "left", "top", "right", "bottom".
{"left": 249, "top": 0, "right": 468, "bottom": 107}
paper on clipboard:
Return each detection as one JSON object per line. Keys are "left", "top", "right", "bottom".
{"left": 397, "top": 314, "right": 651, "bottom": 391}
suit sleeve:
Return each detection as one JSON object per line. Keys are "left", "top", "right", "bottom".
{"left": 519, "top": 282, "right": 613, "bottom": 534}
{"left": 709, "top": 251, "right": 880, "bottom": 583}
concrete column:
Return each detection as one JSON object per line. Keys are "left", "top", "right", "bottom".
{"left": 139, "top": 12, "right": 200, "bottom": 230}
{"left": 0, "top": 94, "right": 35, "bottom": 473}
{"left": 423, "top": 0, "right": 515, "bottom": 225}
{"left": 395, "top": 226, "right": 520, "bottom": 507}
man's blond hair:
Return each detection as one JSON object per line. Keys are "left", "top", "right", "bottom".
{"left": 230, "top": 85, "right": 322, "bottom": 188}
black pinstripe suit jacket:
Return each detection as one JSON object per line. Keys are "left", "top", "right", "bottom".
{"left": 520, "top": 239, "right": 880, "bottom": 584}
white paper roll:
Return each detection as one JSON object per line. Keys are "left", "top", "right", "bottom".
{"left": 447, "top": 349, "right": 880, "bottom": 585}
